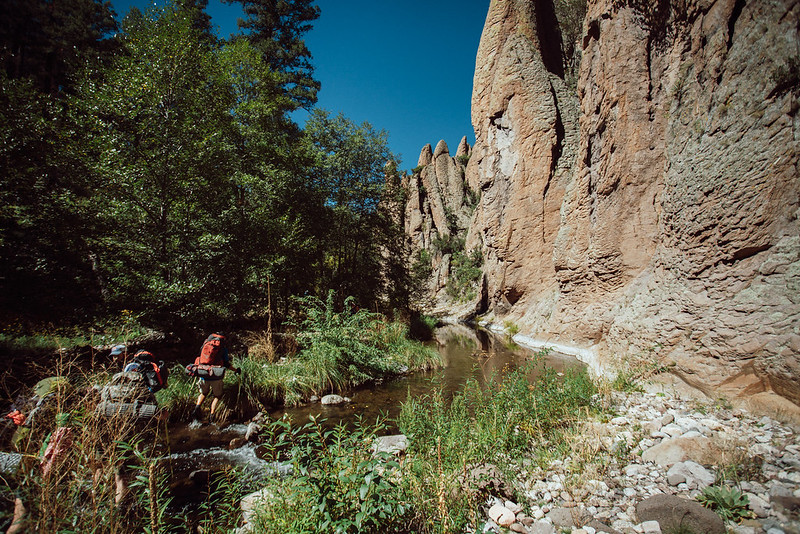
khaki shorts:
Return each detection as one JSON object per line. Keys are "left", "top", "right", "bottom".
{"left": 198, "top": 378, "right": 224, "bottom": 397}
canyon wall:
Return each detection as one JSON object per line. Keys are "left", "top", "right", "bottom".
{"left": 407, "top": 0, "right": 800, "bottom": 414}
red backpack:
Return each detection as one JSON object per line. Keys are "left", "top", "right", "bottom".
{"left": 197, "top": 334, "right": 225, "bottom": 366}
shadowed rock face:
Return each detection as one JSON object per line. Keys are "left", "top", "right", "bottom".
{"left": 413, "top": 0, "right": 800, "bottom": 414}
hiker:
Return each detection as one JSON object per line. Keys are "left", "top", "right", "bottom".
{"left": 191, "top": 333, "right": 240, "bottom": 421}
{"left": 109, "top": 343, "right": 127, "bottom": 363}
{"left": 97, "top": 347, "right": 168, "bottom": 510}
{"left": 98, "top": 348, "right": 168, "bottom": 419}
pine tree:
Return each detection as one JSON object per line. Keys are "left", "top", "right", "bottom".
{"left": 225, "top": 0, "right": 321, "bottom": 110}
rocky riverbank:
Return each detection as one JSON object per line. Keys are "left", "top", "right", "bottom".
{"left": 484, "top": 389, "right": 800, "bottom": 534}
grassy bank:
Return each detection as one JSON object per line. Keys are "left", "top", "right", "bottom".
{"left": 247, "top": 356, "right": 597, "bottom": 533}
{"left": 0, "top": 292, "right": 441, "bottom": 531}
{"left": 159, "top": 293, "right": 442, "bottom": 420}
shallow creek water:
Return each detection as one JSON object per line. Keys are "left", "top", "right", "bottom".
{"left": 162, "top": 324, "right": 584, "bottom": 505}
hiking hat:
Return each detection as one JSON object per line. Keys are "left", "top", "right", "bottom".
{"left": 110, "top": 344, "right": 126, "bottom": 357}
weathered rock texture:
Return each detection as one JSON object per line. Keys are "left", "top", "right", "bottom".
{"left": 404, "top": 138, "right": 481, "bottom": 311}
{"left": 467, "top": 0, "right": 581, "bottom": 316}
{"left": 417, "top": 0, "right": 800, "bottom": 413}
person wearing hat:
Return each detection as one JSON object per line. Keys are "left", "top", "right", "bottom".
{"left": 110, "top": 344, "right": 127, "bottom": 361}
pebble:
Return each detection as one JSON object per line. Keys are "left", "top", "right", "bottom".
{"left": 484, "top": 390, "right": 800, "bottom": 534}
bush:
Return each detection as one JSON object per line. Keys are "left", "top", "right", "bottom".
{"left": 249, "top": 415, "right": 412, "bottom": 533}
{"left": 446, "top": 248, "right": 483, "bottom": 302}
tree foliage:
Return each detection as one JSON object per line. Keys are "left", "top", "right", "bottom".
{"left": 304, "top": 109, "right": 398, "bottom": 307}
{"left": 0, "top": 0, "right": 415, "bottom": 333}
{"left": 226, "top": 0, "right": 321, "bottom": 110}
{"left": 0, "top": 0, "right": 118, "bottom": 94}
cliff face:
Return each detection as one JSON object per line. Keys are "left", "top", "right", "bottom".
{"left": 413, "top": 0, "right": 800, "bottom": 414}
{"left": 404, "top": 138, "right": 482, "bottom": 311}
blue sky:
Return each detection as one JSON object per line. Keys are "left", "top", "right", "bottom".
{"left": 111, "top": 0, "right": 490, "bottom": 171}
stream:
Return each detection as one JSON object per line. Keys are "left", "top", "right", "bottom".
{"left": 162, "top": 324, "right": 585, "bottom": 506}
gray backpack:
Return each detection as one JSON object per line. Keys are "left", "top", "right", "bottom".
{"left": 97, "top": 371, "right": 158, "bottom": 419}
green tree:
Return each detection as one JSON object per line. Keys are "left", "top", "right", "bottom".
{"left": 72, "top": 2, "right": 240, "bottom": 327}
{"left": 0, "top": 0, "right": 120, "bottom": 324}
{"left": 304, "top": 109, "right": 396, "bottom": 308}
{"left": 0, "top": 0, "right": 118, "bottom": 94}
{"left": 0, "top": 73, "right": 103, "bottom": 323}
{"left": 226, "top": 0, "right": 321, "bottom": 110}
{"left": 216, "top": 38, "right": 323, "bottom": 318}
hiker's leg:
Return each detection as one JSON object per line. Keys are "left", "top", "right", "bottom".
{"left": 208, "top": 380, "right": 224, "bottom": 415}
{"left": 115, "top": 469, "right": 128, "bottom": 506}
{"left": 7, "top": 497, "right": 26, "bottom": 534}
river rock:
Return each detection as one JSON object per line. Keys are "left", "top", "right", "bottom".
{"left": 489, "top": 502, "right": 516, "bottom": 527}
{"left": 547, "top": 506, "right": 586, "bottom": 527}
{"left": 531, "top": 521, "right": 556, "bottom": 534}
{"left": 641, "top": 436, "right": 716, "bottom": 467}
{"left": 635, "top": 495, "right": 725, "bottom": 534}
{"left": 239, "top": 487, "right": 278, "bottom": 533}
{"left": 229, "top": 437, "right": 247, "bottom": 449}
{"left": 373, "top": 434, "right": 408, "bottom": 456}
{"left": 320, "top": 394, "right": 347, "bottom": 405}
{"left": 665, "top": 461, "right": 715, "bottom": 489}
{"left": 245, "top": 422, "right": 262, "bottom": 442}
{"left": 745, "top": 493, "right": 769, "bottom": 518}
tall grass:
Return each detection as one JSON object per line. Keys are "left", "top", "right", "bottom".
{"left": 203, "top": 292, "right": 442, "bottom": 415}
{"left": 245, "top": 356, "right": 597, "bottom": 533}
{"left": 395, "top": 357, "right": 596, "bottom": 533}
{"left": 0, "top": 353, "right": 249, "bottom": 533}
{"left": 0, "top": 355, "right": 177, "bottom": 533}
{"left": 291, "top": 291, "right": 441, "bottom": 390}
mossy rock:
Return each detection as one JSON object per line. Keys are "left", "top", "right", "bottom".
{"left": 33, "top": 376, "right": 70, "bottom": 398}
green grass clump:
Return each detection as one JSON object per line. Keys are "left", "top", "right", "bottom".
{"left": 395, "top": 357, "right": 596, "bottom": 531}
{"left": 287, "top": 292, "right": 440, "bottom": 394}
{"left": 170, "top": 292, "right": 442, "bottom": 417}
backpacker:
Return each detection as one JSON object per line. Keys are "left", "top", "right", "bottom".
{"left": 197, "top": 334, "right": 225, "bottom": 366}
{"left": 130, "top": 351, "right": 169, "bottom": 393}
{"left": 97, "top": 371, "right": 158, "bottom": 419}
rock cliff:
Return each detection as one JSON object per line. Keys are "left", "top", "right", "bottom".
{"left": 408, "top": 0, "right": 800, "bottom": 416}
{"left": 404, "top": 138, "right": 482, "bottom": 312}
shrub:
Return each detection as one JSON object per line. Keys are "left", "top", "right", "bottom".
{"left": 249, "top": 415, "right": 412, "bottom": 533}
{"left": 431, "top": 232, "right": 465, "bottom": 256}
{"left": 446, "top": 248, "right": 483, "bottom": 302}
{"left": 410, "top": 249, "right": 433, "bottom": 301}
{"left": 503, "top": 320, "right": 520, "bottom": 336}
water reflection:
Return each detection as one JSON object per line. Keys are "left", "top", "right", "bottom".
{"left": 269, "top": 324, "right": 584, "bottom": 428}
